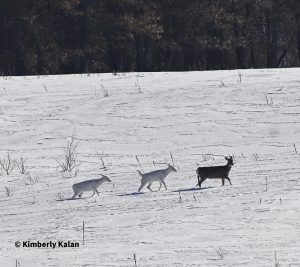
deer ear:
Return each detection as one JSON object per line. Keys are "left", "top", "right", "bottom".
{"left": 225, "top": 156, "right": 229, "bottom": 160}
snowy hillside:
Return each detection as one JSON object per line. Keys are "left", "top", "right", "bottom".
{"left": 0, "top": 69, "right": 300, "bottom": 266}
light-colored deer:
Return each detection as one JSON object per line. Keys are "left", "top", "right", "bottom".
{"left": 137, "top": 164, "right": 177, "bottom": 192}
{"left": 71, "top": 174, "right": 111, "bottom": 199}
{"left": 196, "top": 156, "right": 234, "bottom": 188}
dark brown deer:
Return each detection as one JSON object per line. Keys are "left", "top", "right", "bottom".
{"left": 196, "top": 156, "right": 234, "bottom": 188}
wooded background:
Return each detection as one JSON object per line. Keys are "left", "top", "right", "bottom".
{"left": 1, "top": 0, "right": 300, "bottom": 75}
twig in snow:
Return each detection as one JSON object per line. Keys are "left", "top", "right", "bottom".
{"left": 16, "top": 157, "right": 28, "bottom": 174}
{"left": 24, "top": 173, "right": 39, "bottom": 185}
{"left": 202, "top": 153, "right": 213, "bottom": 162}
{"left": 211, "top": 246, "right": 225, "bottom": 260}
{"left": 264, "top": 93, "right": 273, "bottom": 105}
{"left": 178, "top": 191, "right": 182, "bottom": 203}
{"left": 220, "top": 80, "right": 226, "bottom": 87}
{"left": 56, "top": 193, "right": 65, "bottom": 201}
{"left": 95, "top": 151, "right": 111, "bottom": 171}
{"left": 238, "top": 71, "right": 242, "bottom": 83}
{"left": 0, "top": 153, "right": 16, "bottom": 175}
{"left": 43, "top": 83, "right": 48, "bottom": 93}
{"left": 274, "top": 251, "right": 279, "bottom": 267}
{"left": 293, "top": 143, "right": 298, "bottom": 154}
{"left": 135, "top": 156, "right": 144, "bottom": 173}
{"left": 83, "top": 221, "right": 85, "bottom": 245}
{"left": 5, "top": 186, "right": 15, "bottom": 197}
{"left": 135, "top": 76, "right": 142, "bottom": 93}
{"left": 133, "top": 253, "right": 137, "bottom": 267}
{"left": 170, "top": 152, "right": 175, "bottom": 167}
{"left": 102, "top": 85, "right": 109, "bottom": 97}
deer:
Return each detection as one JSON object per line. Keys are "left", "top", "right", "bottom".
{"left": 137, "top": 164, "right": 177, "bottom": 192}
{"left": 71, "top": 174, "right": 111, "bottom": 199}
{"left": 196, "top": 156, "right": 234, "bottom": 188}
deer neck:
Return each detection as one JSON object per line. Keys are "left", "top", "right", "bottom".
{"left": 226, "top": 163, "right": 232, "bottom": 172}
{"left": 97, "top": 178, "right": 105, "bottom": 187}
{"left": 164, "top": 167, "right": 172, "bottom": 175}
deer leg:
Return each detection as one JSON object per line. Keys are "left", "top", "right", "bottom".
{"left": 95, "top": 188, "right": 100, "bottom": 196}
{"left": 158, "top": 181, "right": 162, "bottom": 191}
{"left": 72, "top": 192, "right": 79, "bottom": 199}
{"left": 160, "top": 179, "right": 167, "bottom": 190}
{"left": 147, "top": 182, "right": 154, "bottom": 192}
{"left": 226, "top": 177, "right": 232, "bottom": 185}
{"left": 197, "top": 175, "right": 201, "bottom": 188}
{"left": 222, "top": 178, "right": 225, "bottom": 186}
{"left": 199, "top": 177, "right": 206, "bottom": 188}
{"left": 72, "top": 188, "right": 80, "bottom": 199}
{"left": 138, "top": 181, "right": 147, "bottom": 192}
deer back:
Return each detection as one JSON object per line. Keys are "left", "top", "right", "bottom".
{"left": 196, "top": 165, "right": 231, "bottom": 178}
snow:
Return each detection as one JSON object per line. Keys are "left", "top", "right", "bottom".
{"left": 0, "top": 69, "right": 300, "bottom": 266}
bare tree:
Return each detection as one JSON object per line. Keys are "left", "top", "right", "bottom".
{"left": 24, "top": 173, "right": 39, "bottom": 185}
{"left": 101, "top": 85, "right": 109, "bottom": 97}
{"left": 0, "top": 153, "right": 16, "bottom": 175}
{"left": 57, "top": 134, "right": 80, "bottom": 172}
{"left": 95, "top": 151, "right": 112, "bottom": 171}
{"left": 16, "top": 157, "right": 28, "bottom": 174}
{"left": 5, "top": 186, "right": 15, "bottom": 197}
{"left": 211, "top": 246, "right": 225, "bottom": 260}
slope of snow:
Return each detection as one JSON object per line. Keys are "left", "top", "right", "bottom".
{"left": 0, "top": 69, "right": 300, "bottom": 266}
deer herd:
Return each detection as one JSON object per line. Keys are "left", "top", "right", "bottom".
{"left": 71, "top": 156, "right": 234, "bottom": 199}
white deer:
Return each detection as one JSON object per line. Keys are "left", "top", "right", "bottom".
{"left": 137, "top": 164, "right": 177, "bottom": 192}
{"left": 71, "top": 175, "right": 111, "bottom": 199}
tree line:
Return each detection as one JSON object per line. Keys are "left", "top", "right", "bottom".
{"left": 1, "top": 0, "right": 300, "bottom": 75}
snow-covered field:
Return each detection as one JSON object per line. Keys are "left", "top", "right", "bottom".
{"left": 0, "top": 69, "right": 300, "bottom": 266}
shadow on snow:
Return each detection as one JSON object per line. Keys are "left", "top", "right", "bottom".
{"left": 55, "top": 195, "right": 95, "bottom": 201}
{"left": 172, "top": 186, "right": 214, "bottom": 193}
{"left": 117, "top": 192, "right": 144, "bottom": 197}
{"left": 57, "top": 187, "right": 214, "bottom": 200}
{"left": 118, "top": 186, "right": 214, "bottom": 196}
